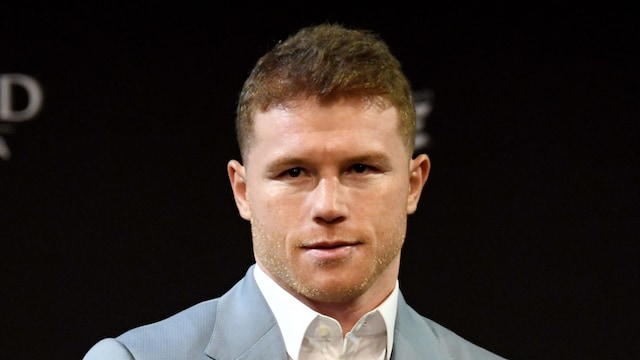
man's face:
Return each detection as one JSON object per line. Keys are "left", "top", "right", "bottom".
{"left": 228, "top": 98, "right": 429, "bottom": 305}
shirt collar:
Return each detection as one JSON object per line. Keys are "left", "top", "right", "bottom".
{"left": 253, "top": 264, "right": 398, "bottom": 360}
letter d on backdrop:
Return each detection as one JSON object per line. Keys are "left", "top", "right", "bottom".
{"left": 0, "top": 73, "right": 43, "bottom": 122}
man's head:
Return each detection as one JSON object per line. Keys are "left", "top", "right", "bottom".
{"left": 235, "top": 23, "right": 418, "bottom": 162}
{"left": 228, "top": 23, "right": 430, "bottom": 313}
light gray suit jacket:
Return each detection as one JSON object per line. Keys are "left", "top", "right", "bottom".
{"left": 83, "top": 265, "right": 506, "bottom": 359}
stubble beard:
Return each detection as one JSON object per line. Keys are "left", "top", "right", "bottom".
{"left": 250, "top": 216, "right": 407, "bottom": 303}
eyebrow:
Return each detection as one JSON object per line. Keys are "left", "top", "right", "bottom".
{"left": 264, "top": 156, "right": 306, "bottom": 171}
{"left": 265, "top": 151, "right": 393, "bottom": 172}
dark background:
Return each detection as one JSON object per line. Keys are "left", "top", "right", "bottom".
{"left": 1, "top": 4, "right": 637, "bottom": 359}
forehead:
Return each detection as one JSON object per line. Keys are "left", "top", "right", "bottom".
{"left": 256, "top": 99, "right": 398, "bottom": 136}
{"left": 245, "top": 99, "right": 407, "bottom": 165}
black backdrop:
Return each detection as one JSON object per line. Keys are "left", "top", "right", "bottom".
{"left": 1, "top": 4, "right": 637, "bottom": 359}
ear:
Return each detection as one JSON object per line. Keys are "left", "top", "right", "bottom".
{"left": 227, "top": 159, "right": 252, "bottom": 221}
{"left": 406, "top": 154, "right": 431, "bottom": 214}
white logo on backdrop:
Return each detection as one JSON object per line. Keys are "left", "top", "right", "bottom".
{"left": 0, "top": 73, "right": 44, "bottom": 160}
{"left": 413, "top": 89, "right": 434, "bottom": 152}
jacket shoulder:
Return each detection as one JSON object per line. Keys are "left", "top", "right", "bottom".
{"left": 421, "top": 316, "right": 507, "bottom": 360}
{"left": 117, "top": 298, "right": 219, "bottom": 359}
{"left": 81, "top": 299, "right": 220, "bottom": 360}
{"left": 82, "top": 338, "right": 134, "bottom": 360}
{"left": 394, "top": 294, "right": 507, "bottom": 359}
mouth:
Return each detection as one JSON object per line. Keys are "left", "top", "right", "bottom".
{"left": 302, "top": 240, "right": 356, "bottom": 249}
{"left": 301, "top": 240, "right": 361, "bottom": 261}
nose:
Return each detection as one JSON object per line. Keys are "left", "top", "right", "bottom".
{"left": 311, "top": 177, "right": 347, "bottom": 224}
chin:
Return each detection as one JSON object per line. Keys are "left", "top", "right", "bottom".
{"left": 302, "top": 278, "right": 369, "bottom": 301}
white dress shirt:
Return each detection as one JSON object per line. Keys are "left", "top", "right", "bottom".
{"left": 254, "top": 265, "right": 398, "bottom": 360}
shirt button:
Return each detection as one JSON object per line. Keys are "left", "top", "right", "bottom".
{"left": 316, "top": 325, "right": 331, "bottom": 338}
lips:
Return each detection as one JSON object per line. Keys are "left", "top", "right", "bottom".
{"left": 301, "top": 240, "right": 360, "bottom": 262}
{"left": 302, "top": 240, "right": 355, "bottom": 249}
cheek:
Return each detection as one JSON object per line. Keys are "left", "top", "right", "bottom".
{"left": 363, "top": 182, "right": 408, "bottom": 213}
{"left": 248, "top": 188, "right": 300, "bottom": 237}
{"left": 367, "top": 186, "right": 409, "bottom": 231}
{"left": 253, "top": 192, "right": 291, "bottom": 222}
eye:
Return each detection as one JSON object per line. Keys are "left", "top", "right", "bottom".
{"left": 351, "top": 164, "right": 369, "bottom": 173}
{"left": 286, "top": 167, "right": 303, "bottom": 177}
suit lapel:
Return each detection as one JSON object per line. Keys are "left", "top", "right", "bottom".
{"left": 205, "top": 265, "right": 288, "bottom": 360}
{"left": 391, "top": 291, "right": 449, "bottom": 360}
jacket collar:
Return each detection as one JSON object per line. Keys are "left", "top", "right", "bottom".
{"left": 205, "top": 264, "right": 444, "bottom": 359}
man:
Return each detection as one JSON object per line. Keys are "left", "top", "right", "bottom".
{"left": 83, "top": 23, "right": 506, "bottom": 359}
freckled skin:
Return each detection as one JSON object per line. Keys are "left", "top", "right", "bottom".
{"left": 228, "top": 98, "right": 430, "bottom": 330}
